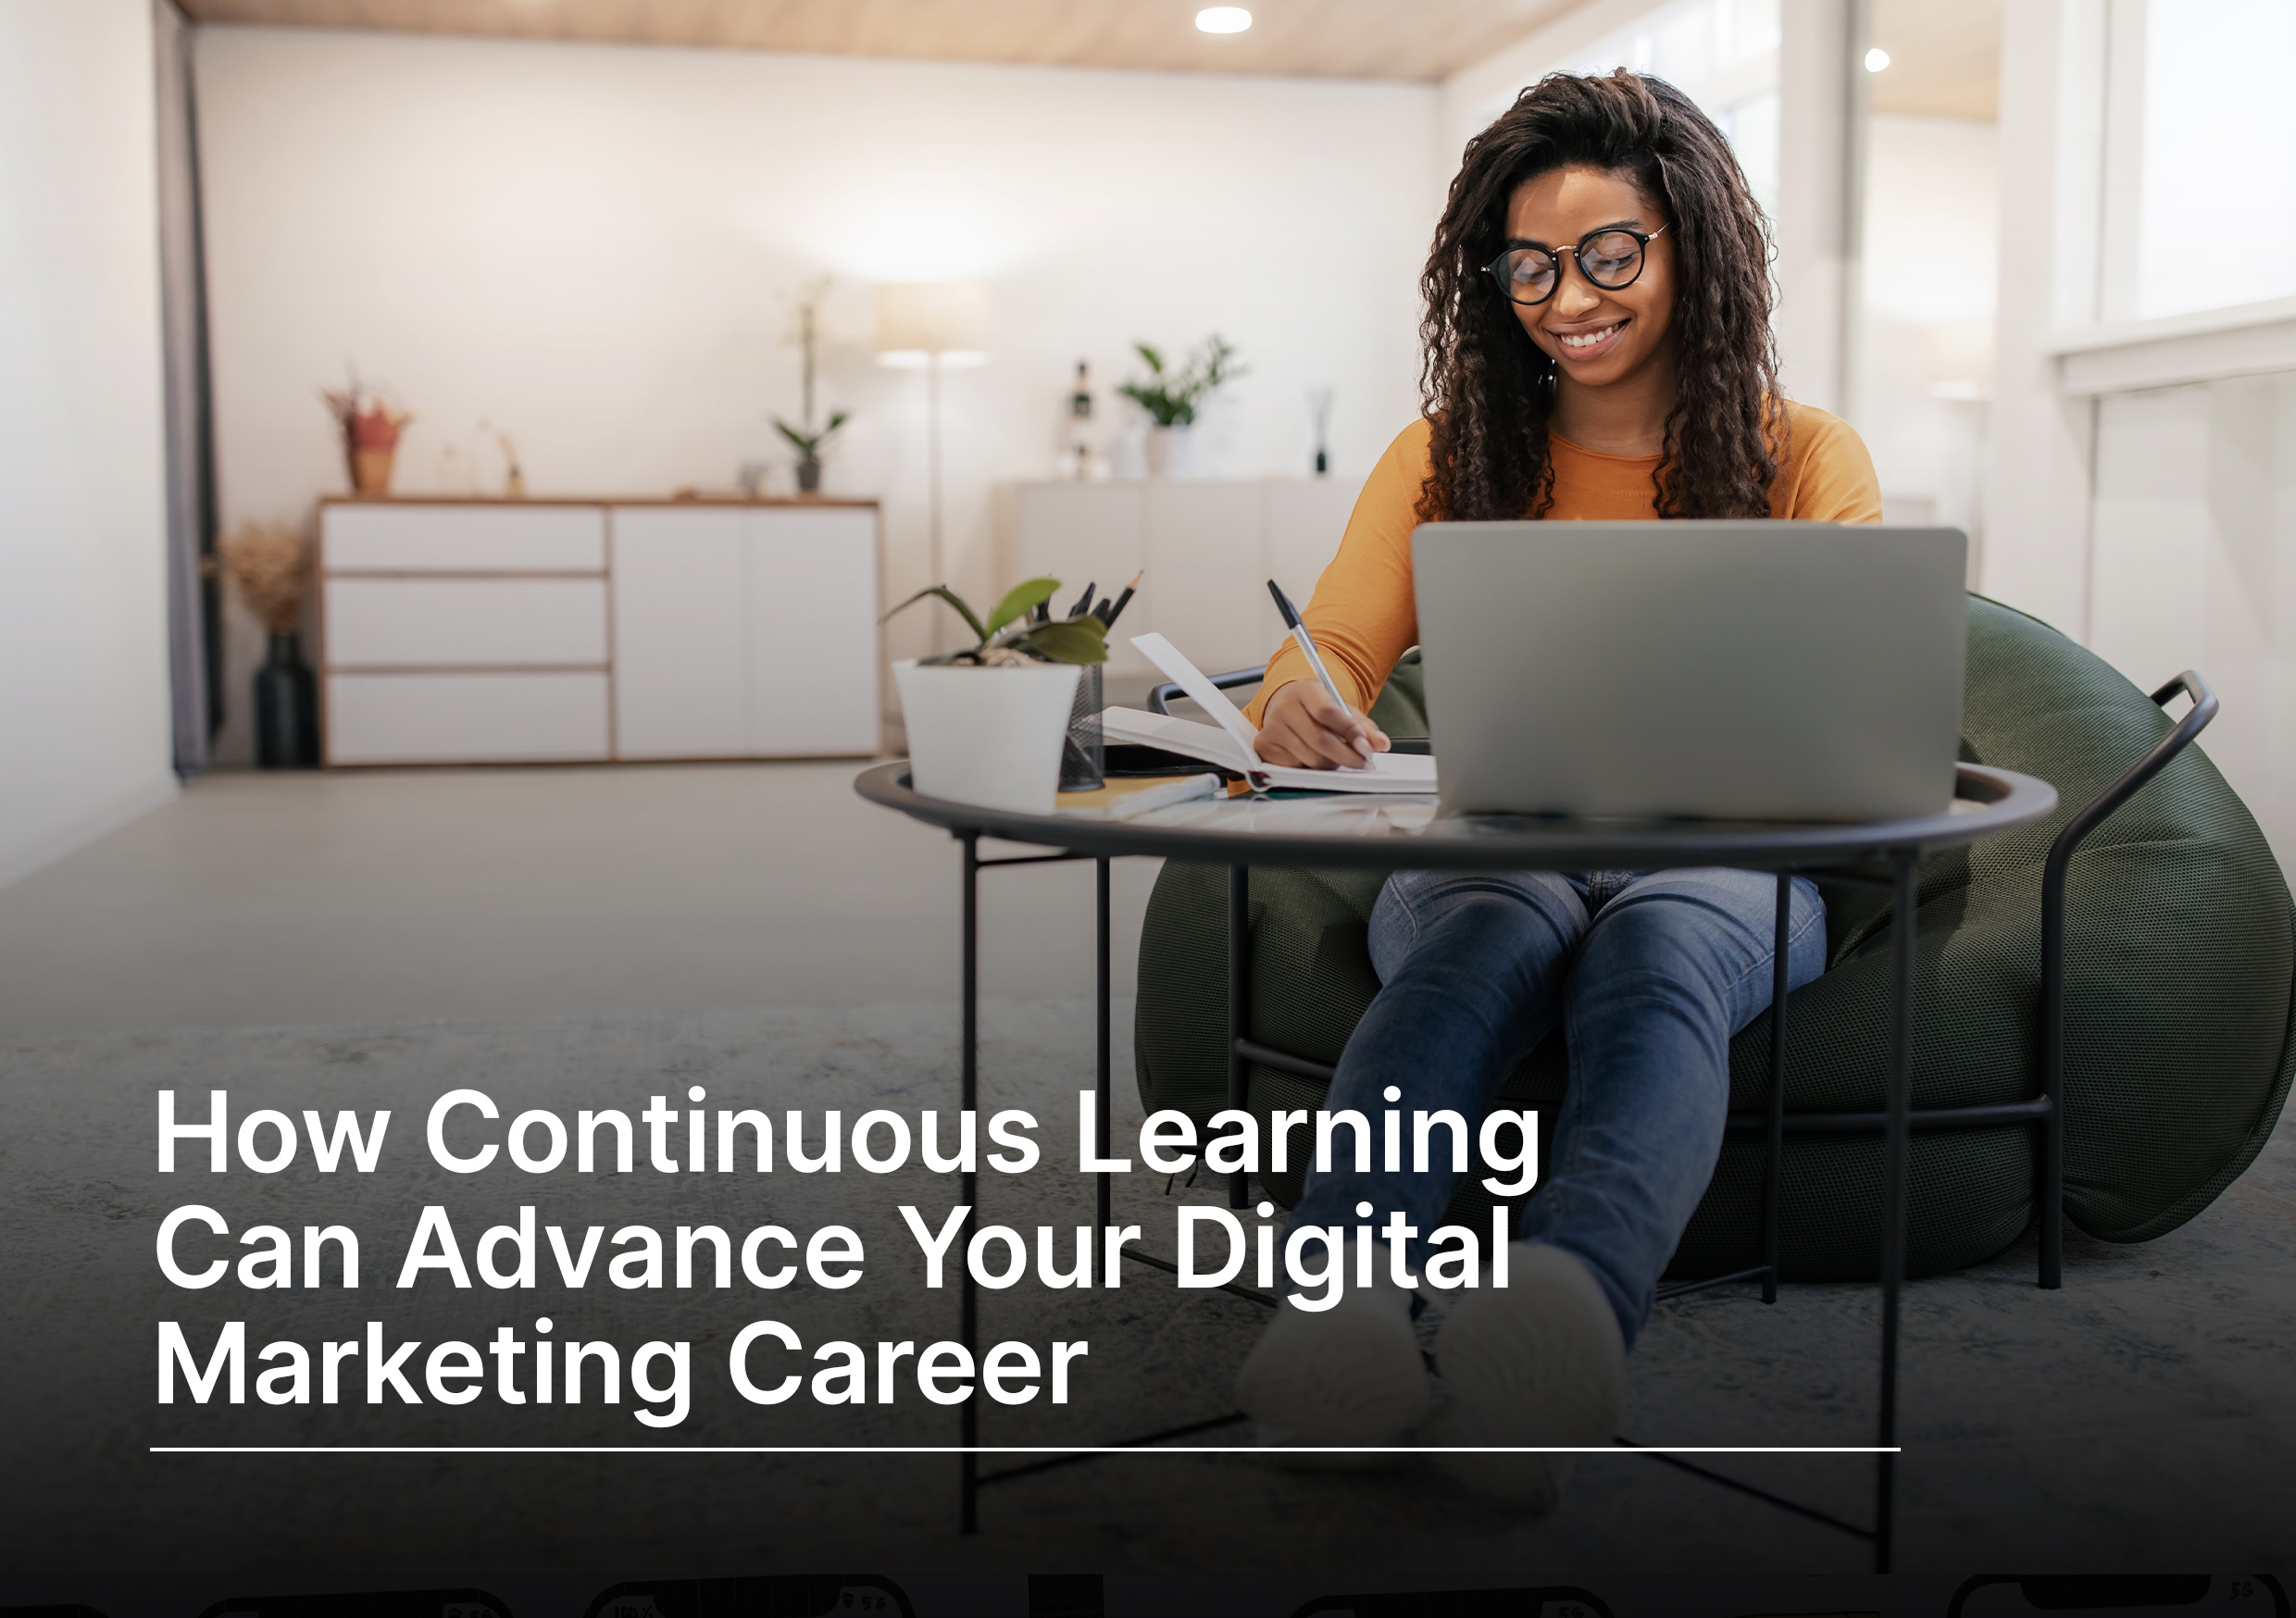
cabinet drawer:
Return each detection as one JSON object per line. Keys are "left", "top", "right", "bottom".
{"left": 322, "top": 504, "right": 605, "bottom": 572}
{"left": 324, "top": 577, "right": 608, "bottom": 667}
{"left": 746, "top": 505, "right": 880, "bottom": 755}
{"left": 326, "top": 672, "right": 610, "bottom": 765}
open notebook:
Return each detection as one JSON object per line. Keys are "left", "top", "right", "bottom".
{"left": 1099, "top": 632, "right": 1438, "bottom": 794}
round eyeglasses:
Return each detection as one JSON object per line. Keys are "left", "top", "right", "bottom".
{"left": 1485, "top": 225, "right": 1666, "bottom": 305}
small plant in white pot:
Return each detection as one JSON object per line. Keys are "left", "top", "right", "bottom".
{"left": 886, "top": 577, "right": 1107, "bottom": 814}
{"left": 1119, "top": 335, "right": 1244, "bottom": 476}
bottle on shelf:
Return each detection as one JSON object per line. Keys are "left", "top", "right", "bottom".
{"left": 1066, "top": 360, "right": 1095, "bottom": 479}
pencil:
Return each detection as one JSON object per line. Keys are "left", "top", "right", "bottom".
{"left": 1102, "top": 570, "right": 1144, "bottom": 629}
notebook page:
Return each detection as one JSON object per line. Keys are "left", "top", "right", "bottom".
{"left": 1128, "top": 632, "right": 1268, "bottom": 766}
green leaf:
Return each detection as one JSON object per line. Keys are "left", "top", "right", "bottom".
{"left": 824, "top": 410, "right": 850, "bottom": 432}
{"left": 772, "top": 419, "right": 813, "bottom": 452}
{"left": 1134, "top": 342, "right": 1165, "bottom": 375}
{"left": 880, "top": 584, "right": 987, "bottom": 645}
{"left": 1013, "top": 616, "right": 1108, "bottom": 665}
{"left": 984, "top": 576, "right": 1061, "bottom": 636}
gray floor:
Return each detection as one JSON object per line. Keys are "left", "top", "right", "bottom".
{"left": 3, "top": 764, "right": 2291, "bottom": 1582}
{"left": 0, "top": 763, "right": 1161, "bottom": 1036}
{"left": 6, "top": 994, "right": 2292, "bottom": 1579}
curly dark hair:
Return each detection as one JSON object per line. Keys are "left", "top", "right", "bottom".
{"left": 1417, "top": 69, "right": 1783, "bottom": 522}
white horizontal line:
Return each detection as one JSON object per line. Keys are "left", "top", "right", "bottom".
{"left": 150, "top": 1445, "right": 1897, "bottom": 1455}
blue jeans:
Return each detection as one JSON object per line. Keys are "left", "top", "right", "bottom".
{"left": 1289, "top": 866, "right": 1827, "bottom": 1347}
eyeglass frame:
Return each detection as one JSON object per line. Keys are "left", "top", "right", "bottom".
{"left": 1483, "top": 223, "right": 1668, "bottom": 306}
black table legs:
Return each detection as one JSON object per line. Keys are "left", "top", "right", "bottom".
{"left": 946, "top": 840, "right": 1923, "bottom": 1566}
{"left": 1876, "top": 844, "right": 1919, "bottom": 1572}
{"left": 1097, "top": 856, "right": 1113, "bottom": 1232}
{"left": 1764, "top": 871, "right": 1791, "bottom": 1306}
{"left": 959, "top": 832, "right": 980, "bottom": 1535}
{"left": 1226, "top": 865, "right": 1250, "bottom": 1209}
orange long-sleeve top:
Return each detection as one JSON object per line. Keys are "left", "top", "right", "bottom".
{"left": 1242, "top": 400, "right": 1885, "bottom": 726}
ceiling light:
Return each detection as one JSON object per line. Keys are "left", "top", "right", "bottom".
{"left": 1196, "top": 7, "right": 1252, "bottom": 33}
{"left": 1864, "top": 46, "right": 1891, "bottom": 72}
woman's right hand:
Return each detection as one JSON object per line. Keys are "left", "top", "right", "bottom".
{"left": 1253, "top": 679, "right": 1390, "bottom": 769}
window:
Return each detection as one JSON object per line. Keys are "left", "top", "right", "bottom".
{"left": 1566, "top": 0, "right": 1783, "bottom": 217}
{"left": 2128, "top": 0, "right": 2296, "bottom": 319}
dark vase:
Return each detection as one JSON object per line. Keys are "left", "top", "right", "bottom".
{"left": 255, "top": 630, "right": 321, "bottom": 768}
{"left": 796, "top": 453, "right": 822, "bottom": 493}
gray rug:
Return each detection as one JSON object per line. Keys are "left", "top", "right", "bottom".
{"left": 4, "top": 996, "right": 2291, "bottom": 1575}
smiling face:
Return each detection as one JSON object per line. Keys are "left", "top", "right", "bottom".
{"left": 1503, "top": 165, "right": 1678, "bottom": 392}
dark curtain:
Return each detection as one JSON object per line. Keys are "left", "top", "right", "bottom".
{"left": 153, "top": 0, "right": 218, "bottom": 779}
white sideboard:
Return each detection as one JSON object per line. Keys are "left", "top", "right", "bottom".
{"left": 996, "top": 477, "right": 1365, "bottom": 681}
{"left": 318, "top": 498, "right": 881, "bottom": 766}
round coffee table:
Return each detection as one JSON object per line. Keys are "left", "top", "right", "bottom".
{"left": 855, "top": 760, "right": 2059, "bottom": 1566}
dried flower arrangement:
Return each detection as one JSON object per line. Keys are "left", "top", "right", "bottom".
{"left": 321, "top": 376, "right": 415, "bottom": 496}
{"left": 883, "top": 577, "right": 1107, "bottom": 666}
{"left": 218, "top": 520, "right": 315, "bottom": 634}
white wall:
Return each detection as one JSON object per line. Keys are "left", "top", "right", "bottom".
{"left": 1979, "top": 0, "right": 2104, "bottom": 634}
{"left": 1981, "top": 0, "right": 2296, "bottom": 875}
{"left": 1856, "top": 115, "right": 1999, "bottom": 545}
{"left": 0, "top": 0, "right": 178, "bottom": 886}
{"left": 2089, "top": 375, "right": 2296, "bottom": 864}
{"left": 194, "top": 27, "right": 1438, "bottom": 760}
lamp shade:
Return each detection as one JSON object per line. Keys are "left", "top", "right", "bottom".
{"left": 876, "top": 280, "right": 991, "bottom": 367}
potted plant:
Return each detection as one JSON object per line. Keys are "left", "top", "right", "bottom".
{"left": 885, "top": 577, "right": 1107, "bottom": 813}
{"left": 1118, "top": 334, "right": 1244, "bottom": 476}
{"left": 774, "top": 278, "right": 849, "bottom": 493}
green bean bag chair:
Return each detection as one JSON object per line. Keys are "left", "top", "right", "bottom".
{"left": 1132, "top": 597, "right": 2296, "bottom": 1280}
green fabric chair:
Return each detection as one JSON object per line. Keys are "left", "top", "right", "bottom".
{"left": 1132, "top": 596, "right": 2296, "bottom": 1281}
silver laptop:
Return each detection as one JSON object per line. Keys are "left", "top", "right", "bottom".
{"left": 1413, "top": 521, "right": 1967, "bottom": 822}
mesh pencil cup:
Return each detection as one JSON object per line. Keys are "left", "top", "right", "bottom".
{"left": 1059, "top": 664, "right": 1104, "bottom": 790}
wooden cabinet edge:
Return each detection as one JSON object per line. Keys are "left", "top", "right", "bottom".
{"left": 318, "top": 495, "right": 882, "bottom": 508}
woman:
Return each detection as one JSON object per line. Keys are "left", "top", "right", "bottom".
{"left": 1231, "top": 69, "right": 1882, "bottom": 1510}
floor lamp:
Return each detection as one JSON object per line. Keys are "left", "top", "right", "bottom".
{"left": 876, "top": 282, "right": 990, "bottom": 653}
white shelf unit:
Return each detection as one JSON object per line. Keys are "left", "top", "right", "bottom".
{"left": 318, "top": 499, "right": 881, "bottom": 766}
{"left": 995, "top": 477, "right": 1365, "bottom": 682}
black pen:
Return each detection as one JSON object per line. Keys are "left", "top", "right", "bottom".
{"left": 1067, "top": 580, "right": 1098, "bottom": 619}
{"left": 1101, "top": 570, "right": 1144, "bottom": 628}
{"left": 1093, "top": 597, "right": 1113, "bottom": 624}
{"left": 1267, "top": 579, "right": 1360, "bottom": 753}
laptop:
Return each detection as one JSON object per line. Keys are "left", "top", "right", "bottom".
{"left": 1412, "top": 521, "right": 1967, "bottom": 822}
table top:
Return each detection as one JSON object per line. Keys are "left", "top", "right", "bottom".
{"left": 853, "top": 762, "right": 2059, "bottom": 871}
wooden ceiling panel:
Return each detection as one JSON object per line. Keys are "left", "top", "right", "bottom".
{"left": 178, "top": 0, "right": 1588, "bottom": 83}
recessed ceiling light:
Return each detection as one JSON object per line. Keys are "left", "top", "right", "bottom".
{"left": 1864, "top": 46, "right": 1891, "bottom": 72}
{"left": 1196, "top": 7, "right": 1253, "bottom": 34}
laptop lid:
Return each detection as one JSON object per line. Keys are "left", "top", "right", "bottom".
{"left": 1412, "top": 520, "right": 1967, "bottom": 822}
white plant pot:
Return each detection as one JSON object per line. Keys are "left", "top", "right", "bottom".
{"left": 1143, "top": 424, "right": 1192, "bottom": 478}
{"left": 893, "top": 657, "right": 1082, "bottom": 815}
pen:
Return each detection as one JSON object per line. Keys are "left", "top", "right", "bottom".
{"left": 1267, "top": 579, "right": 1368, "bottom": 761}
{"left": 1067, "top": 580, "right": 1098, "bottom": 619}
{"left": 1104, "top": 773, "right": 1222, "bottom": 817}
{"left": 1093, "top": 597, "right": 1113, "bottom": 624}
{"left": 1102, "top": 570, "right": 1144, "bottom": 629}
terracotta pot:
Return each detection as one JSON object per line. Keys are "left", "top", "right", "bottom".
{"left": 350, "top": 447, "right": 396, "bottom": 497}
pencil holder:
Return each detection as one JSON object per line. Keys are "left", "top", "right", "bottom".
{"left": 1059, "top": 664, "right": 1104, "bottom": 791}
